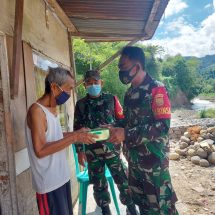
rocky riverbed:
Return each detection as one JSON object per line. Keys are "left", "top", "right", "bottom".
{"left": 170, "top": 108, "right": 215, "bottom": 215}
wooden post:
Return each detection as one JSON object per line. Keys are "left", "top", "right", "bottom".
{"left": 11, "top": 0, "right": 24, "bottom": 98}
{"left": 67, "top": 31, "right": 78, "bottom": 106}
{"left": 0, "top": 33, "right": 18, "bottom": 215}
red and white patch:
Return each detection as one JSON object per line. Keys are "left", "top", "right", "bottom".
{"left": 114, "top": 96, "right": 124, "bottom": 119}
{"left": 152, "top": 86, "right": 171, "bottom": 119}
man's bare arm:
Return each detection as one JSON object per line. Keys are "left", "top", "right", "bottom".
{"left": 27, "top": 104, "right": 96, "bottom": 159}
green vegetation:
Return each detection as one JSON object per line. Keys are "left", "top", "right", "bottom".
{"left": 73, "top": 39, "right": 215, "bottom": 105}
{"left": 199, "top": 108, "right": 215, "bottom": 118}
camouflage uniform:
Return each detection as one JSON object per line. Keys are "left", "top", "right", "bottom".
{"left": 122, "top": 73, "right": 178, "bottom": 215}
{"left": 74, "top": 93, "right": 133, "bottom": 208}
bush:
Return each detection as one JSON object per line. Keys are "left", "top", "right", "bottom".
{"left": 199, "top": 108, "right": 215, "bottom": 118}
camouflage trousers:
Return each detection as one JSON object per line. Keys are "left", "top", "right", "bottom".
{"left": 85, "top": 143, "right": 133, "bottom": 207}
{"left": 128, "top": 162, "right": 178, "bottom": 215}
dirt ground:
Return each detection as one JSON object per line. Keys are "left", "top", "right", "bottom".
{"left": 170, "top": 157, "right": 215, "bottom": 215}
{"left": 171, "top": 109, "right": 215, "bottom": 215}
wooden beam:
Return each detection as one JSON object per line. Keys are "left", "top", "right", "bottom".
{"left": 0, "top": 33, "right": 18, "bottom": 215}
{"left": 75, "top": 38, "right": 141, "bottom": 87}
{"left": 11, "top": 0, "right": 24, "bottom": 98}
{"left": 143, "top": 0, "right": 169, "bottom": 40}
{"left": 71, "top": 31, "right": 146, "bottom": 38}
{"left": 45, "top": 0, "right": 78, "bottom": 33}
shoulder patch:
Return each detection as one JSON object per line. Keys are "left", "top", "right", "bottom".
{"left": 151, "top": 86, "right": 171, "bottom": 119}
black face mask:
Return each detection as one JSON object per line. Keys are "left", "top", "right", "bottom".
{"left": 119, "top": 64, "right": 138, "bottom": 85}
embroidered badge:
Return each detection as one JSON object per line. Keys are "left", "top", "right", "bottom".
{"left": 152, "top": 87, "right": 171, "bottom": 119}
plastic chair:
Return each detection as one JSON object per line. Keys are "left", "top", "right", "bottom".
{"left": 72, "top": 144, "right": 120, "bottom": 215}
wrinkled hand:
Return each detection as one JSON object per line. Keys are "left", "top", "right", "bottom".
{"left": 78, "top": 152, "right": 87, "bottom": 167}
{"left": 74, "top": 128, "right": 98, "bottom": 144}
{"left": 108, "top": 127, "right": 125, "bottom": 144}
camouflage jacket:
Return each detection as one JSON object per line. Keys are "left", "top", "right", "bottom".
{"left": 123, "top": 73, "right": 171, "bottom": 167}
{"left": 74, "top": 93, "right": 124, "bottom": 152}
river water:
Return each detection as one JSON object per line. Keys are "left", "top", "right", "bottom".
{"left": 191, "top": 98, "right": 215, "bottom": 110}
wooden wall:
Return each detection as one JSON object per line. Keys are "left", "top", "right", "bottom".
{"left": 0, "top": 0, "right": 78, "bottom": 214}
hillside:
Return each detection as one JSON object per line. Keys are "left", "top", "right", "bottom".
{"left": 185, "top": 54, "right": 215, "bottom": 79}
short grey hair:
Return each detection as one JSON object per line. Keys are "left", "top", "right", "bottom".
{"left": 45, "top": 67, "right": 73, "bottom": 94}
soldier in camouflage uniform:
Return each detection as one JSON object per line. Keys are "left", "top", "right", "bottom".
{"left": 109, "top": 47, "right": 178, "bottom": 215}
{"left": 74, "top": 70, "right": 137, "bottom": 215}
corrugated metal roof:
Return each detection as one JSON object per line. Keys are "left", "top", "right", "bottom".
{"left": 56, "top": 0, "right": 169, "bottom": 42}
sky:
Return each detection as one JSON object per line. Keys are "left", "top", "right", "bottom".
{"left": 145, "top": 0, "right": 215, "bottom": 57}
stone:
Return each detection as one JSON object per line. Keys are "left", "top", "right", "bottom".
{"left": 210, "top": 145, "right": 215, "bottom": 152}
{"left": 175, "top": 148, "right": 187, "bottom": 156}
{"left": 200, "top": 140, "right": 213, "bottom": 153}
{"left": 187, "top": 149, "right": 196, "bottom": 157}
{"left": 180, "top": 136, "right": 190, "bottom": 143}
{"left": 194, "top": 142, "right": 200, "bottom": 150}
{"left": 188, "top": 145, "right": 195, "bottom": 150}
{"left": 179, "top": 142, "right": 189, "bottom": 149}
{"left": 169, "top": 153, "right": 180, "bottom": 160}
{"left": 191, "top": 156, "right": 201, "bottom": 165}
{"left": 190, "top": 141, "right": 195, "bottom": 145}
{"left": 199, "top": 159, "right": 210, "bottom": 167}
{"left": 197, "top": 137, "right": 204, "bottom": 142}
{"left": 184, "top": 132, "right": 191, "bottom": 138}
{"left": 200, "top": 133, "right": 207, "bottom": 139}
{"left": 192, "top": 185, "right": 205, "bottom": 193}
{"left": 208, "top": 152, "right": 215, "bottom": 164}
{"left": 200, "top": 129, "right": 207, "bottom": 135}
{"left": 196, "top": 148, "right": 208, "bottom": 158}
{"left": 207, "top": 127, "right": 215, "bottom": 133}
{"left": 201, "top": 139, "right": 214, "bottom": 145}
{"left": 181, "top": 166, "right": 186, "bottom": 170}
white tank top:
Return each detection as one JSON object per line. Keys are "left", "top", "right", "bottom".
{"left": 25, "top": 103, "right": 70, "bottom": 194}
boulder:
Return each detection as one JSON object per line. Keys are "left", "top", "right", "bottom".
{"left": 200, "top": 130, "right": 207, "bottom": 135}
{"left": 179, "top": 142, "right": 189, "bottom": 149}
{"left": 169, "top": 153, "right": 180, "bottom": 160}
{"left": 184, "top": 132, "right": 191, "bottom": 138}
{"left": 208, "top": 152, "right": 215, "bottom": 164}
{"left": 194, "top": 142, "right": 200, "bottom": 150}
{"left": 201, "top": 139, "right": 214, "bottom": 145}
{"left": 199, "top": 159, "right": 210, "bottom": 167}
{"left": 187, "top": 149, "right": 196, "bottom": 157}
{"left": 188, "top": 145, "right": 195, "bottom": 150}
{"left": 200, "top": 133, "right": 208, "bottom": 139}
{"left": 200, "top": 140, "right": 213, "bottom": 152}
{"left": 210, "top": 145, "right": 215, "bottom": 152}
{"left": 197, "top": 137, "right": 204, "bottom": 142}
{"left": 207, "top": 127, "right": 215, "bottom": 133}
{"left": 191, "top": 156, "right": 201, "bottom": 165}
{"left": 175, "top": 148, "right": 187, "bottom": 156}
{"left": 180, "top": 136, "right": 190, "bottom": 144}
{"left": 196, "top": 148, "right": 207, "bottom": 158}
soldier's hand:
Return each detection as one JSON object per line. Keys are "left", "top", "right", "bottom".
{"left": 74, "top": 129, "right": 98, "bottom": 144}
{"left": 108, "top": 127, "right": 125, "bottom": 144}
{"left": 78, "top": 152, "right": 87, "bottom": 167}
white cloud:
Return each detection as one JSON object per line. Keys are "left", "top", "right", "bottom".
{"left": 164, "top": 0, "right": 188, "bottom": 18}
{"left": 214, "top": 0, "right": 215, "bottom": 9}
{"left": 145, "top": 13, "right": 215, "bottom": 57}
{"left": 204, "top": 3, "right": 212, "bottom": 9}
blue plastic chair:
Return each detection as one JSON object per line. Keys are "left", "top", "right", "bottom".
{"left": 71, "top": 144, "right": 120, "bottom": 215}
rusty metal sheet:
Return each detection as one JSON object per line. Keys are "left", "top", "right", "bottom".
{"left": 56, "top": 0, "right": 169, "bottom": 42}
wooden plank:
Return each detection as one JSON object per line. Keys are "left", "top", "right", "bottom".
{"left": 45, "top": 0, "right": 78, "bottom": 33}
{"left": 11, "top": 0, "right": 24, "bottom": 98}
{"left": 0, "top": 33, "right": 18, "bottom": 215}
{"left": 22, "top": 42, "right": 37, "bottom": 108}
{"left": 7, "top": 37, "right": 28, "bottom": 152}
